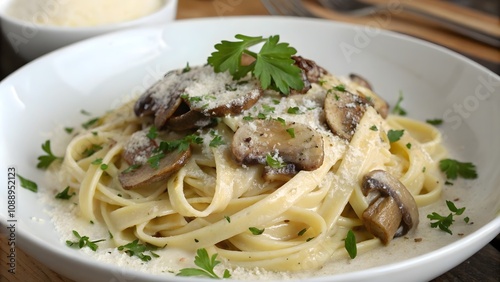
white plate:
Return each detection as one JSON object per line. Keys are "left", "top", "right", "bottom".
{"left": 0, "top": 17, "right": 499, "bottom": 282}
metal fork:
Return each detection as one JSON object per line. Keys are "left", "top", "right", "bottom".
{"left": 262, "top": 0, "right": 500, "bottom": 47}
{"left": 317, "top": 0, "right": 380, "bottom": 16}
{"left": 261, "top": 0, "right": 317, "bottom": 17}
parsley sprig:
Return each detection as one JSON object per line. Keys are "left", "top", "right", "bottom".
{"left": 344, "top": 230, "right": 357, "bottom": 259}
{"left": 66, "top": 230, "right": 105, "bottom": 251}
{"left": 439, "top": 159, "right": 478, "bottom": 180}
{"left": 207, "top": 34, "right": 304, "bottom": 95}
{"left": 177, "top": 248, "right": 231, "bottom": 279}
{"left": 427, "top": 200, "right": 468, "bottom": 235}
{"left": 17, "top": 174, "right": 38, "bottom": 192}
{"left": 37, "top": 140, "right": 63, "bottom": 169}
{"left": 117, "top": 239, "right": 159, "bottom": 262}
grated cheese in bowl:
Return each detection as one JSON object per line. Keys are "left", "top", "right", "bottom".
{"left": 5, "top": 0, "right": 165, "bottom": 27}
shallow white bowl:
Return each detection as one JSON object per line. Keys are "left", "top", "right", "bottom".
{"left": 0, "top": 0, "right": 177, "bottom": 61}
{"left": 0, "top": 17, "right": 499, "bottom": 282}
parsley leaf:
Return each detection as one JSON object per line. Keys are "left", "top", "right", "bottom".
{"left": 439, "top": 159, "right": 478, "bottom": 180}
{"left": 249, "top": 227, "right": 265, "bottom": 235}
{"left": 146, "top": 126, "right": 158, "bottom": 139}
{"left": 208, "top": 34, "right": 304, "bottom": 95}
{"left": 266, "top": 154, "right": 286, "bottom": 169}
{"left": 426, "top": 119, "right": 443, "bottom": 125}
{"left": 117, "top": 240, "right": 159, "bottom": 262}
{"left": 392, "top": 91, "right": 407, "bottom": 116}
{"left": 37, "top": 140, "right": 63, "bottom": 169}
{"left": 55, "top": 186, "right": 75, "bottom": 200}
{"left": 66, "top": 230, "right": 105, "bottom": 251}
{"left": 387, "top": 129, "right": 404, "bottom": 143}
{"left": 17, "top": 174, "right": 38, "bottom": 192}
{"left": 427, "top": 212, "right": 454, "bottom": 234}
{"left": 177, "top": 248, "right": 231, "bottom": 279}
{"left": 286, "top": 128, "right": 295, "bottom": 138}
{"left": 427, "top": 200, "right": 468, "bottom": 235}
{"left": 344, "top": 230, "right": 357, "bottom": 259}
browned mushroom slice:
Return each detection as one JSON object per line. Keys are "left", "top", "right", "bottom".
{"left": 183, "top": 76, "right": 262, "bottom": 117}
{"left": 324, "top": 89, "right": 372, "bottom": 141}
{"left": 134, "top": 70, "right": 184, "bottom": 129}
{"left": 134, "top": 66, "right": 221, "bottom": 129}
{"left": 348, "top": 73, "right": 389, "bottom": 118}
{"left": 232, "top": 119, "right": 324, "bottom": 173}
{"left": 122, "top": 130, "right": 157, "bottom": 165}
{"left": 119, "top": 148, "right": 191, "bottom": 190}
{"left": 166, "top": 110, "right": 214, "bottom": 131}
{"left": 349, "top": 73, "right": 373, "bottom": 90}
{"left": 263, "top": 164, "right": 298, "bottom": 182}
{"left": 361, "top": 170, "right": 419, "bottom": 244}
{"left": 291, "top": 56, "right": 328, "bottom": 94}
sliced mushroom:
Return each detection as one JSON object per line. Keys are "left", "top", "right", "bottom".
{"left": 135, "top": 66, "right": 258, "bottom": 129}
{"left": 361, "top": 170, "right": 419, "bottom": 244}
{"left": 232, "top": 119, "right": 324, "bottom": 175}
{"left": 291, "top": 56, "right": 328, "bottom": 94}
{"left": 183, "top": 75, "right": 262, "bottom": 117}
{"left": 134, "top": 70, "right": 186, "bottom": 129}
{"left": 348, "top": 73, "right": 389, "bottom": 118}
{"left": 122, "top": 130, "right": 157, "bottom": 165}
{"left": 324, "top": 89, "right": 372, "bottom": 141}
{"left": 166, "top": 110, "right": 214, "bottom": 131}
{"left": 263, "top": 164, "right": 297, "bottom": 182}
{"left": 119, "top": 148, "right": 191, "bottom": 190}
{"left": 349, "top": 73, "right": 373, "bottom": 90}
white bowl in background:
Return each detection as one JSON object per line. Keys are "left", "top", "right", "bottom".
{"left": 0, "top": 0, "right": 177, "bottom": 61}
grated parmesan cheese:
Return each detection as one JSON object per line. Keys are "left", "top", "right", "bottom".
{"left": 6, "top": 0, "right": 165, "bottom": 27}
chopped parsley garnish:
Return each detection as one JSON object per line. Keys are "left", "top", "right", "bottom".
{"left": 297, "top": 228, "right": 307, "bottom": 236}
{"left": 286, "top": 128, "right": 295, "bottom": 138}
{"left": 82, "top": 144, "right": 103, "bottom": 158}
{"left": 147, "top": 153, "right": 165, "bottom": 169}
{"left": 392, "top": 91, "right": 407, "bottom": 116}
{"left": 17, "top": 174, "right": 38, "bottom": 192}
{"left": 177, "top": 248, "right": 231, "bottom": 279}
{"left": 406, "top": 143, "right": 412, "bottom": 149}
{"left": 262, "top": 104, "right": 275, "bottom": 113}
{"left": 266, "top": 154, "right": 286, "bottom": 168}
{"left": 100, "top": 163, "right": 109, "bottom": 170}
{"left": 55, "top": 186, "right": 75, "bottom": 200}
{"left": 369, "top": 125, "right": 378, "bottom": 131}
{"left": 80, "top": 109, "right": 91, "bottom": 116}
{"left": 427, "top": 200, "right": 467, "bottom": 235}
{"left": 37, "top": 140, "right": 63, "bottom": 169}
{"left": 117, "top": 239, "right": 159, "bottom": 262}
{"left": 91, "top": 158, "right": 103, "bottom": 165}
{"left": 66, "top": 230, "right": 105, "bottom": 251}
{"left": 207, "top": 34, "right": 304, "bottom": 95}
{"left": 122, "top": 164, "right": 141, "bottom": 174}
{"left": 224, "top": 216, "right": 231, "bottom": 223}
{"left": 275, "top": 117, "right": 286, "bottom": 126}
{"left": 439, "top": 159, "right": 478, "bottom": 180}
{"left": 82, "top": 117, "right": 99, "bottom": 130}
{"left": 426, "top": 119, "right": 443, "bottom": 125}
{"left": 64, "top": 127, "right": 74, "bottom": 134}
{"left": 287, "top": 106, "right": 301, "bottom": 114}
{"left": 332, "top": 84, "right": 346, "bottom": 92}
{"left": 387, "top": 129, "right": 404, "bottom": 143}
{"left": 249, "top": 227, "right": 265, "bottom": 235}
{"left": 182, "top": 62, "right": 191, "bottom": 73}
{"left": 146, "top": 126, "right": 158, "bottom": 139}
{"left": 344, "top": 230, "right": 357, "bottom": 259}
{"left": 209, "top": 131, "right": 225, "bottom": 147}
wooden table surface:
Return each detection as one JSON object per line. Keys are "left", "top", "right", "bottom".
{"left": 1, "top": 0, "right": 499, "bottom": 281}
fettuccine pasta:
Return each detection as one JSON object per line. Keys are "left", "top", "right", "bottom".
{"left": 56, "top": 59, "right": 445, "bottom": 272}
